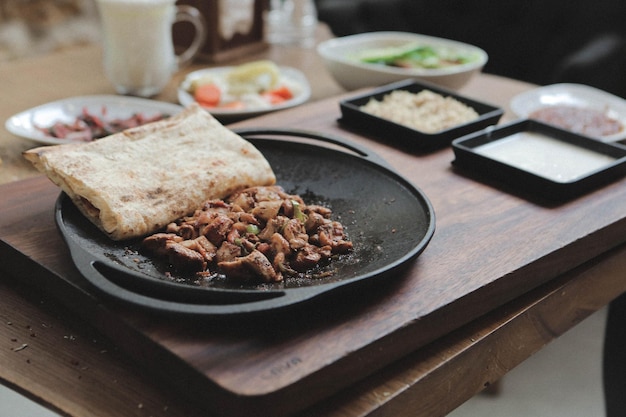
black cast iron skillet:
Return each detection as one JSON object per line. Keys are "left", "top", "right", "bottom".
{"left": 55, "top": 128, "right": 435, "bottom": 317}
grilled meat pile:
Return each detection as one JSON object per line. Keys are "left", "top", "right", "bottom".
{"left": 142, "top": 186, "right": 353, "bottom": 283}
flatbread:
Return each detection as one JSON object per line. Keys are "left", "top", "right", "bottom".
{"left": 23, "top": 104, "right": 276, "bottom": 240}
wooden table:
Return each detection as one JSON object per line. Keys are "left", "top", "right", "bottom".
{"left": 1, "top": 38, "right": 626, "bottom": 417}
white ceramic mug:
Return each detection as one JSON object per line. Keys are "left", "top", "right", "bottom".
{"left": 96, "top": 0, "right": 207, "bottom": 97}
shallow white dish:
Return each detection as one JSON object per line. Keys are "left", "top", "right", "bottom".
{"left": 178, "top": 66, "right": 311, "bottom": 121}
{"left": 510, "top": 83, "right": 626, "bottom": 143}
{"left": 317, "top": 31, "right": 488, "bottom": 91}
{"left": 5, "top": 95, "right": 184, "bottom": 145}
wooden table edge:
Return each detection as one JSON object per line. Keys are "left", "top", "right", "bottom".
{"left": 1, "top": 240, "right": 623, "bottom": 417}
{"left": 299, "top": 243, "right": 625, "bottom": 417}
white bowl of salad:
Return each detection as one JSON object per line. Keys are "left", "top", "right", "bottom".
{"left": 317, "top": 31, "right": 488, "bottom": 91}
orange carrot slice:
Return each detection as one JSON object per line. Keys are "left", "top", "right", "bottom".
{"left": 261, "top": 93, "right": 286, "bottom": 105}
{"left": 267, "top": 85, "right": 293, "bottom": 100}
{"left": 194, "top": 83, "right": 221, "bottom": 107}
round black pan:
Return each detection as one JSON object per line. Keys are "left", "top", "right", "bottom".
{"left": 55, "top": 129, "right": 435, "bottom": 317}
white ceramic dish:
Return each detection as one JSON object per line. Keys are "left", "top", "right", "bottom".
{"left": 178, "top": 66, "right": 311, "bottom": 121}
{"left": 317, "top": 31, "right": 488, "bottom": 91}
{"left": 5, "top": 95, "right": 184, "bottom": 145}
{"left": 510, "top": 83, "right": 626, "bottom": 143}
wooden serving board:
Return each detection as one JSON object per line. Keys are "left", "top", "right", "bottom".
{"left": 1, "top": 95, "right": 625, "bottom": 417}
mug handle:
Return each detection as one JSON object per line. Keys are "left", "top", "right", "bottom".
{"left": 174, "top": 5, "right": 207, "bottom": 69}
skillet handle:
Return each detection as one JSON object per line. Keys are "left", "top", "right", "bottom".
{"left": 71, "top": 253, "right": 319, "bottom": 317}
{"left": 233, "top": 127, "right": 393, "bottom": 170}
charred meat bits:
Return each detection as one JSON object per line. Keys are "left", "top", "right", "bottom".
{"left": 142, "top": 186, "right": 353, "bottom": 283}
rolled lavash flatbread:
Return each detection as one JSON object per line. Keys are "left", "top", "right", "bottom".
{"left": 23, "top": 103, "right": 276, "bottom": 241}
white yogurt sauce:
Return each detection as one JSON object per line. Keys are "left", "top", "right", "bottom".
{"left": 474, "top": 132, "right": 617, "bottom": 182}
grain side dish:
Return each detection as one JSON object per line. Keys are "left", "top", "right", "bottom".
{"left": 360, "top": 89, "right": 479, "bottom": 133}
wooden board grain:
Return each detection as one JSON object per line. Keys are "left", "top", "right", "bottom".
{"left": 1, "top": 94, "right": 625, "bottom": 417}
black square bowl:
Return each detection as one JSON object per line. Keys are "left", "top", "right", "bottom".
{"left": 338, "top": 79, "right": 504, "bottom": 151}
{"left": 451, "top": 119, "right": 626, "bottom": 201}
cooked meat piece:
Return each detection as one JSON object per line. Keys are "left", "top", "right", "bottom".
{"left": 270, "top": 232, "right": 291, "bottom": 256}
{"left": 199, "top": 199, "right": 231, "bottom": 212}
{"left": 318, "top": 221, "right": 353, "bottom": 253}
{"left": 226, "top": 225, "right": 241, "bottom": 244}
{"left": 280, "top": 198, "right": 295, "bottom": 218}
{"left": 141, "top": 185, "right": 352, "bottom": 282}
{"left": 164, "top": 241, "right": 206, "bottom": 271}
{"left": 142, "top": 233, "right": 183, "bottom": 255}
{"left": 306, "top": 205, "right": 332, "bottom": 217}
{"left": 304, "top": 211, "right": 327, "bottom": 233}
{"left": 231, "top": 211, "right": 258, "bottom": 225}
{"left": 227, "top": 186, "right": 286, "bottom": 211}
{"left": 218, "top": 250, "right": 281, "bottom": 282}
{"left": 272, "top": 251, "right": 298, "bottom": 276}
{"left": 282, "top": 218, "right": 306, "bottom": 242}
{"left": 216, "top": 241, "right": 242, "bottom": 263}
{"left": 143, "top": 234, "right": 213, "bottom": 270}
{"left": 292, "top": 245, "right": 323, "bottom": 271}
{"left": 258, "top": 216, "right": 288, "bottom": 241}
{"left": 182, "top": 235, "right": 217, "bottom": 262}
{"left": 226, "top": 191, "right": 255, "bottom": 212}
{"left": 202, "top": 213, "right": 234, "bottom": 245}
{"left": 177, "top": 223, "right": 198, "bottom": 240}
{"left": 192, "top": 201, "right": 232, "bottom": 229}
{"left": 251, "top": 200, "right": 282, "bottom": 222}
{"left": 240, "top": 237, "right": 257, "bottom": 253}
{"left": 289, "top": 237, "right": 308, "bottom": 251}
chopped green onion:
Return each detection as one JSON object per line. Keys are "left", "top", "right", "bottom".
{"left": 292, "top": 200, "right": 308, "bottom": 223}
{"left": 246, "top": 224, "right": 260, "bottom": 235}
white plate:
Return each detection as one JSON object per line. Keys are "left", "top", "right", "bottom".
{"left": 510, "top": 83, "right": 626, "bottom": 142}
{"left": 178, "top": 66, "right": 311, "bottom": 121}
{"left": 5, "top": 95, "right": 184, "bottom": 145}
